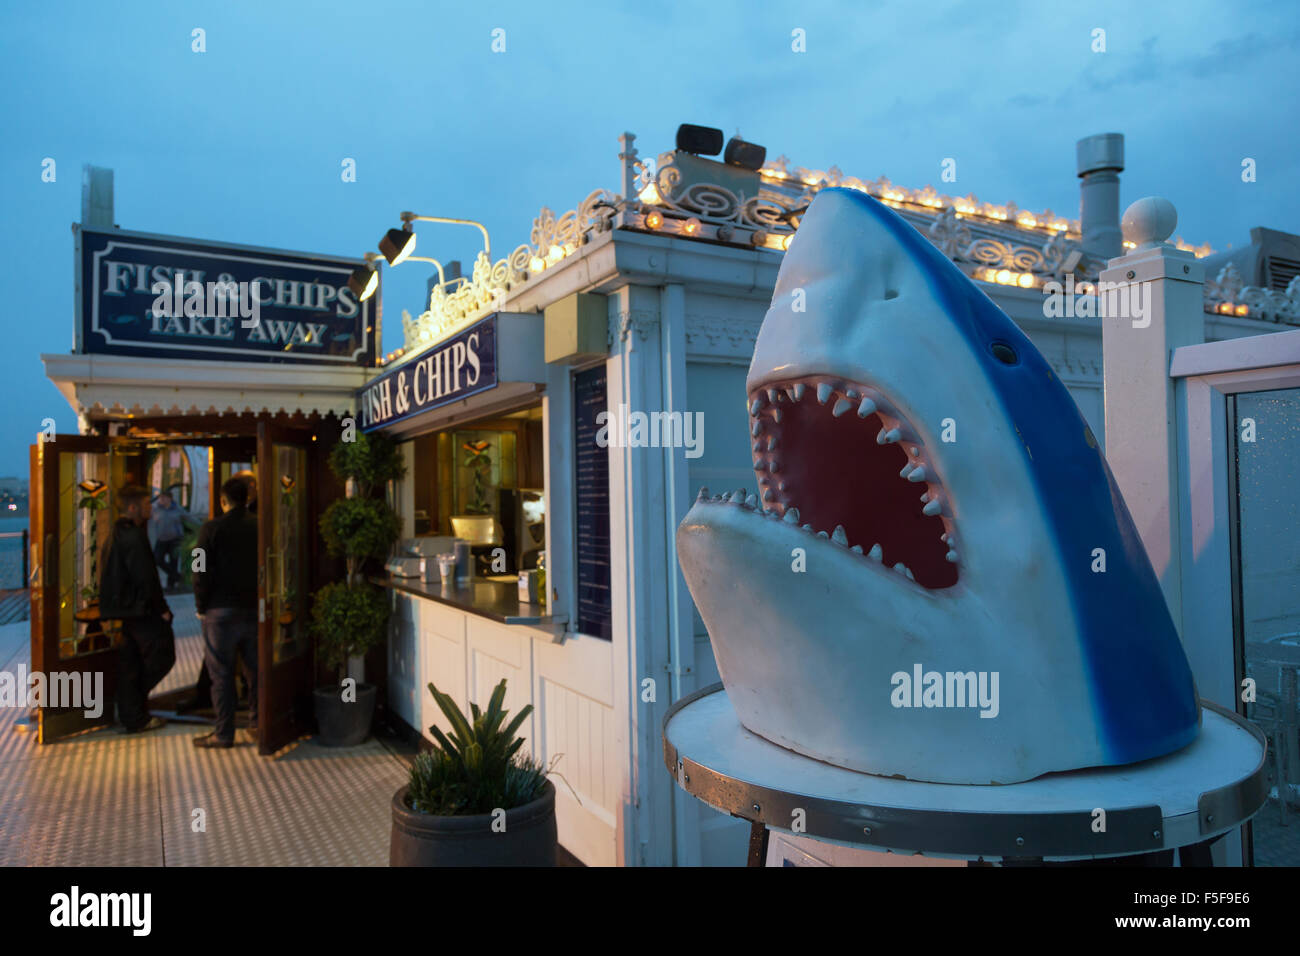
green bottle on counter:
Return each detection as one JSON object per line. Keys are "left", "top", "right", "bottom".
{"left": 536, "top": 551, "right": 546, "bottom": 607}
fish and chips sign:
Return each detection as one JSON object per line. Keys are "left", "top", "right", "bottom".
{"left": 76, "top": 226, "right": 379, "bottom": 365}
{"left": 358, "top": 314, "right": 499, "bottom": 432}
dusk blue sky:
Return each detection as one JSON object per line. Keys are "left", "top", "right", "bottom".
{"left": 2, "top": 0, "right": 1297, "bottom": 477}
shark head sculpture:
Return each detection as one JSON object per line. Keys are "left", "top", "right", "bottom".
{"left": 676, "top": 187, "right": 1200, "bottom": 785}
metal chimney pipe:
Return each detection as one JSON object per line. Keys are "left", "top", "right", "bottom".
{"left": 1076, "top": 133, "right": 1125, "bottom": 261}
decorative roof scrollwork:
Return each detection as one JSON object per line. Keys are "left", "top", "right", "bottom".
{"left": 400, "top": 188, "right": 620, "bottom": 353}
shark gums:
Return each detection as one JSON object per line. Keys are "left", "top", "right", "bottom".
{"left": 676, "top": 187, "right": 1200, "bottom": 785}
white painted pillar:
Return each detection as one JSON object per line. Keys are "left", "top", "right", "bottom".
{"left": 1100, "top": 197, "right": 1206, "bottom": 633}
{"left": 658, "top": 282, "right": 703, "bottom": 867}
{"left": 605, "top": 284, "right": 675, "bottom": 866}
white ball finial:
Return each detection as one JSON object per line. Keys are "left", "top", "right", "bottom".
{"left": 1122, "top": 196, "right": 1177, "bottom": 250}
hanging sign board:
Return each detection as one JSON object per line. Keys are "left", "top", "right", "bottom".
{"left": 76, "top": 225, "right": 379, "bottom": 365}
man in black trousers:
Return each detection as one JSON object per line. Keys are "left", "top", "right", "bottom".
{"left": 192, "top": 476, "right": 259, "bottom": 749}
{"left": 184, "top": 471, "right": 256, "bottom": 714}
{"left": 99, "top": 484, "right": 175, "bottom": 734}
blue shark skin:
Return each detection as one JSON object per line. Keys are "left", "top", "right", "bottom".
{"left": 676, "top": 187, "right": 1200, "bottom": 785}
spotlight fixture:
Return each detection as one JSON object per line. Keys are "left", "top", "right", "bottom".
{"left": 379, "top": 227, "right": 416, "bottom": 266}
{"left": 347, "top": 264, "right": 379, "bottom": 301}
{"left": 724, "top": 136, "right": 766, "bottom": 171}
{"left": 675, "top": 123, "right": 724, "bottom": 156}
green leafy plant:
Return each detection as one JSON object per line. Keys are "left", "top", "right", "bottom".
{"left": 329, "top": 431, "right": 406, "bottom": 497}
{"left": 309, "top": 580, "right": 389, "bottom": 678}
{"left": 309, "top": 430, "right": 407, "bottom": 686}
{"left": 320, "top": 497, "right": 400, "bottom": 585}
{"left": 406, "top": 678, "right": 550, "bottom": 816}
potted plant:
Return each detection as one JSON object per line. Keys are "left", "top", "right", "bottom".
{"left": 390, "top": 678, "right": 557, "bottom": 867}
{"left": 309, "top": 431, "right": 404, "bottom": 746}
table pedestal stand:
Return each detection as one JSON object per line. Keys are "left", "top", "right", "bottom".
{"left": 663, "top": 684, "right": 1268, "bottom": 867}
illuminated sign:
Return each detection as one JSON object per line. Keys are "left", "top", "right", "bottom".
{"left": 358, "top": 314, "right": 498, "bottom": 431}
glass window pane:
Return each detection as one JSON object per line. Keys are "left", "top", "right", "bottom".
{"left": 1233, "top": 387, "right": 1300, "bottom": 865}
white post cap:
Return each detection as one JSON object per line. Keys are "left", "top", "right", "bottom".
{"left": 1121, "top": 197, "right": 1178, "bottom": 251}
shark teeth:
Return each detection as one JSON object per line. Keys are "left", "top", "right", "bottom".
{"left": 695, "top": 482, "right": 951, "bottom": 580}
{"left": 739, "top": 378, "right": 959, "bottom": 585}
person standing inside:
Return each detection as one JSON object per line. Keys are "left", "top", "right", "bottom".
{"left": 99, "top": 484, "right": 175, "bottom": 734}
{"left": 149, "top": 490, "right": 185, "bottom": 592}
{"left": 192, "top": 476, "right": 259, "bottom": 749}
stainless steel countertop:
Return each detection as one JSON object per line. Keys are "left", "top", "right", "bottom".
{"left": 374, "top": 574, "right": 568, "bottom": 631}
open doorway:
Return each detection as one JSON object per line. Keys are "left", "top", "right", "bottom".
{"left": 29, "top": 415, "right": 344, "bottom": 753}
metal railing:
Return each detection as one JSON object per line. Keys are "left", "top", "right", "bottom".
{"left": 0, "top": 530, "right": 29, "bottom": 590}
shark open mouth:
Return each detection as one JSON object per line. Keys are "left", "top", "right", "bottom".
{"left": 748, "top": 377, "right": 958, "bottom": 589}
{"left": 676, "top": 186, "right": 1201, "bottom": 784}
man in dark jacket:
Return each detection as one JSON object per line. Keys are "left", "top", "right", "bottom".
{"left": 185, "top": 471, "right": 257, "bottom": 714}
{"left": 99, "top": 484, "right": 175, "bottom": 734}
{"left": 192, "top": 476, "right": 259, "bottom": 749}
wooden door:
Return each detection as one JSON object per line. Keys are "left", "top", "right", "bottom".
{"left": 255, "top": 420, "right": 317, "bottom": 754}
{"left": 29, "top": 434, "right": 115, "bottom": 743}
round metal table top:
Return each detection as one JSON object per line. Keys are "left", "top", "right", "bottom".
{"left": 663, "top": 683, "right": 1268, "bottom": 861}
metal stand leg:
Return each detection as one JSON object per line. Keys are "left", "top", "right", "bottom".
{"left": 746, "top": 820, "right": 770, "bottom": 867}
{"left": 1178, "top": 837, "right": 1218, "bottom": 867}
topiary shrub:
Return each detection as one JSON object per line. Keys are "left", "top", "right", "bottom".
{"left": 309, "top": 429, "right": 407, "bottom": 687}
{"left": 319, "top": 497, "right": 400, "bottom": 578}
{"left": 310, "top": 580, "right": 389, "bottom": 680}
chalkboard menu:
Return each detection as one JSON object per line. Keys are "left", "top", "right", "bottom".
{"left": 574, "top": 365, "right": 613, "bottom": 640}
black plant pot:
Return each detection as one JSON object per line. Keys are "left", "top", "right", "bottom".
{"left": 390, "top": 780, "right": 557, "bottom": 866}
{"left": 312, "top": 683, "right": 377, "bottom": 747}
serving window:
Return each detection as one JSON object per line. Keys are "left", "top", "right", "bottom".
{"left": 408, "top": 402, "right": 545, "bottom": 578}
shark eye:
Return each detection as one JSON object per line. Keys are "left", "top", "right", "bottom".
{"left": 991, "top": 342, "right": 1018, "bottom": 365}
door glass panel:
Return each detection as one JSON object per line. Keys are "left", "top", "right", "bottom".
{"left": 1233, "top": 387, "right": 1300, "bottom": 865}
{"left": 59, "top": 448, "right": 120, "bottom": 658}
{"left": 271, "top": 444, "right": 307, "bottom": 664}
